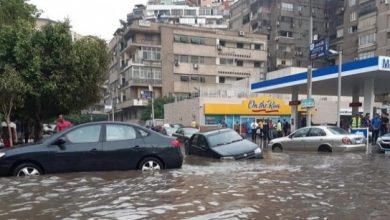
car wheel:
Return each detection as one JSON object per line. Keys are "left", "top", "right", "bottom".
{"left": 13, "top": 163, "right": 43, "bottom": 177}
{"left": 318, "top": 145, "right": 332, "bottom": 153}
{"left": 139, "top": 157, "right": 163, "bottom": 172}
{"left": 272, "top": 144, "right": 283, "bottom": 152}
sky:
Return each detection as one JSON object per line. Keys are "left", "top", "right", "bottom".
{"left": 29, "top": 0, "right": 147, "bottom": 41}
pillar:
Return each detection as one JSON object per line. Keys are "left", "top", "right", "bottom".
{"left": 352, "top": 88, "right": 360, "bottom": 115}
{"left": 363, "top": 79, "right": 374, "bottom": 117}
{"left": 291, "top": 86, "right": 299, "bottom": 132}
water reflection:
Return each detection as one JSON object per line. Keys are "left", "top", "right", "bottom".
{"left": 0, "top": 151, "right": 390, "bottom": 219}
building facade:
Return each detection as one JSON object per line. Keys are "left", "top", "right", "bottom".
{"left": 229, "top": 0, "right": 341, "bottom": 73}
{"left": 105, "top": 20, "right": 267, "bottom": 122}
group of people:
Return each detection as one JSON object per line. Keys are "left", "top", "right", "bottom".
{"left": 242, "top": 119, "right": 291, "bottom": 143}
{"left": 346, "top": 112, "right": 390, "bottom": 143}
{"left": 0, "top": 114, "right": 72, "bottom": 148}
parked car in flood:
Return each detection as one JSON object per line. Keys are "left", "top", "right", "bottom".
{"left": 172, "top": 127, "right": 200, "bottom": 143}
{"left": 268, "top": 126, "right": 366, "bottom": 152}
{"left": 0, "top": 122, "right": 183, "bottom": 177}
{"left": 184, "top": 128, "right": 262, "bottom": 159}
{"left": 376, "top": 133, "right": 390, "bottom": 153}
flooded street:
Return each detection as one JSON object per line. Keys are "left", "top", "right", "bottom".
{"left": 1, "top": 151, "right": 390, "bottom": 220}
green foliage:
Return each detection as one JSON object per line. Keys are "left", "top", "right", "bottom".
{"left": 141, "top": 96, "right": 175, "bottom": 121}
{"left": 0, "top": 0, "right": 38, "bottom": 26}
{"left": 0, "top": 0, "right": 109, "bottom": 139}
{"left": 65, "top": 113, "right": 108, "bottom": 125}
{"left": 0, "top": 66, "right": 30, "bottom": 117}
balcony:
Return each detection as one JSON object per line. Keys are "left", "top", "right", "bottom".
{"left": 128, "top": 78, "right": 162, "bottom": 87}
{"left": 116, "top": 99, "right": 149, "bottom": 109}
{"left": 217, "top": 47, "right": 267, "bottom": 61}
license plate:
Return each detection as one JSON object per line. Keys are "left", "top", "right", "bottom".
{"left": 356, "top": 140, "right": 362, "bottom": 144}
{"left": 385, "top": 150, "right": 390, "bottom": 155}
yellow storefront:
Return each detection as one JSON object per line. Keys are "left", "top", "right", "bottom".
{"left": 203, "top": 96, "right": 293, "bottom": 134}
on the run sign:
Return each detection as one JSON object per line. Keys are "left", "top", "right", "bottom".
{"left": 379, "top": 56, "right": 390, "bottom": 70}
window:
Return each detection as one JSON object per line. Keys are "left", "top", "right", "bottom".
{"left": 191, "top": 37, "right": 205, "bottom": 45}
{"left": 254, "top": 44, "right": 263, "bottom": 50}
{"left": 65, "top": 125, "right": 101, "bottom": 143}
{"left": 236, "top": 60, "right": 243, "bottom": 66}
{"left": 281, "top": 60, "right": 286, "bottom": 65}
{"left": 197, "top": 135, "right": 208, "bottom": 147}
{"left": 358, "top": 51, "right": 375, "bottom": 60}
{"left": 350, "top": 12, "right": 357, "bottom": 22}
{"left": 180, "top": 35, "right": 189, "bottom": 43}
{"left": 220, "top": 58, "right": 234, "bottom": 65}
{"left": 180, "top": 55, "right": 189, "bottom": 63}
{"left": 242, "top": 14, "right": 250, "bottom": 25}
{"left": 200, "top": 77, "right": 205, "bottom": 83}
{"left": 219, "top": 40, "right": 226, "bottom": 46}
{"left": 281, "top": 2, "right": 293, "bottom": 12}
{"left": 349, "top": 0, "right": 356, "bottom": 6}
{"left": 106, "top": 125, "right": 137, "bottom": 141}
{"left": 308, "top": 128, "right": 326, "bottom": 137}
{"left": 191, "top": 135, "right": 199, "bottom": 145}
{"left": 292, "top": 128, "right": 310, "bottom": 138}
{"left": 359, "top": 33, "right": 376, "bottom": 47}
{"left": 254, "top": 61, "right": 261, "bottom": 68}
{"left": 141, "top": 47, "right": 161, "bottom": 61}
{"left": 237, "top": 43, "right": 244, "bottom": 48}
{"left": 180, "top": 75, "right": 189, "bottom": 81}
{"left": 348, "top": 25, "right": 358, "bottom": 33}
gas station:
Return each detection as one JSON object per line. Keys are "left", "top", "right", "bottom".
{"left": 251, "top": 56, "right": 390, "bottom": 131}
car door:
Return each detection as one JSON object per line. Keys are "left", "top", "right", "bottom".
{"left": 190, "top": 134, "right": 200, "bottom": 156}
{"left": 196, "top": 135, "right": 213, "bottom": 158}
{"left": 304, "top": 128, "right": 327, "bottom": 151}
{"left": 49, "top": 124, "right": 103, "bottom": 173}
{"left": 286, "top": 127, "right": 310, "bottom": 151}
{"left": 102, "top": 124, "right": 145, "bottom": 170}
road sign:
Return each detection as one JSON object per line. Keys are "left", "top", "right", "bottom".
{"left": 310, "top": 38, "right": 329, "bottom": 60}
{"left": 301, "top": 98, "right": 315, "bottom": 108}
{"left": 289, "top": 100, "right": 301, "bottom": 106}
{"left": 349, "top": 102, "right": 362, "bottom": 107}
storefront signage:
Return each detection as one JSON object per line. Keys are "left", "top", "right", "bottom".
{"left": 289, "top": 100, "right": 301, "bottom": 106}
{"left": 204, "top": 96, "right": 291, "bottom": 116}
{"left": 248, "top": 99, "right": 280, "bottom": 113}
{"left": 301, "top": 98, "right": 315, "bottom": 108}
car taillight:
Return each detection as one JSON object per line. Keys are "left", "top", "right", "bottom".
{"left": 170, "top": 140, "right": 181, "bottom": 148}
{"left": 342, "top": 137, "right": 352, "bottom": 145}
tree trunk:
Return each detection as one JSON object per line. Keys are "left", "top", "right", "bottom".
{"left": 33, "top": 102, "right": 43, "bottom": 142}
{"left": 5, "top": 116, "right": 13, "bottom": 147}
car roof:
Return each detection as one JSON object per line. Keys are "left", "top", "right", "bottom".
{"left": 201, "top": 128, "right": 233, "bottom": 136}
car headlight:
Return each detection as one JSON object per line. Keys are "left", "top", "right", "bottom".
{"left": 221, "top": 156, "right": 235, "bottom": 160}
{"left": 254, "top": 147, "right": 262, "bottom": 154}
{"left": 0, "top": 152, "right": 5, "bottom": 158}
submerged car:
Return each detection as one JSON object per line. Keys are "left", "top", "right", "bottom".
{"left": 376, "top": 133, "right": 390, "bottom": 153}
{"left": 173, "top": 127, "right": 200, "bottom": 143}
{"left": 268, "top": 126, "right": 366, "bottom": 152}
{"left": 0, "top": 122, "right": 183, "bottom": 177}
{"left": 184, "top": 128, "right": 262, "bottom": 159}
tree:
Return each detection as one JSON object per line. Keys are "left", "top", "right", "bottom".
{"left": 141, "top": 96, "right": 175, "bottom": 121}
{"left": 0, "top": 1, "right": 110, "bottom": 140}
{"left": 0, "top": 66, "right": 30, "bottom": 146}
{"left": 0, "top": 0, "right": 38, "bottom": 26}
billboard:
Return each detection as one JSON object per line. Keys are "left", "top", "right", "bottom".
{"left": 310, "top": 38, "right": 329, "bottom": 60}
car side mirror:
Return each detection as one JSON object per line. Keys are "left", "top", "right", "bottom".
{"left": 53, "top": 137, "right": 66, "bottom": 150}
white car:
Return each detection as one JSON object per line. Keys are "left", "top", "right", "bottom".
{"left": 268, "top": 126, "right": 366, "bottom": 152}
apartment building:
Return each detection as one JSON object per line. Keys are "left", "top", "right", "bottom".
{"left": 105, "top": 20, "right": 267, "bottom": 121}
{"left": 332, "top": 0, "right": 390, "bottom": 62}
{"left": 229, "top": 0, "right": 339, "bottom": 73}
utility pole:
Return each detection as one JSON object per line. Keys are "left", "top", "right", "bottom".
{"left": 307, "top": 0, "right": 313, "bottom": 127}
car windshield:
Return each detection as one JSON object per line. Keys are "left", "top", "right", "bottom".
{"left": 208, "top": 130, "right": 243, "bottom": 147}
{"left": 327, "top": 127, "right": 349, "bottom": 135}
{"left": 184, "top": 128, "right": 199, "bottom": 136}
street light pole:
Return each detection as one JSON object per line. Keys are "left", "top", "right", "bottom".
{"left": 149, "top": 85, "right": 155, "bottom": 127}
{"left": 307, "top": 0, "right": 313, "bottom": 127}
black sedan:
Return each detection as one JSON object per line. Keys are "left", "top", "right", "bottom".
{"left": 184, "top": 128, "right": 263, "bottom": 159}
{"left": 0, "top": 122, "right": 183, "bottom": 177}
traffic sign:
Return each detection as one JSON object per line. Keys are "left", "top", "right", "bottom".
{"left": 301, "top": 98, "right": 315, "bottom": 108}
{"left": 310, "top": 38, "right": 329, "bottom": 60}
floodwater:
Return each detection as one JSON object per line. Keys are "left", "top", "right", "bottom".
{"left": 1, "top": 150, "right": 390, "bottom": 220}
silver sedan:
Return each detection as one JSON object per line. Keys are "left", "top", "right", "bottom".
{"left": 268, "top": 126, "right": 366, "bottom": 152}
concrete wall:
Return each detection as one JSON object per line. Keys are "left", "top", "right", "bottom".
{"left": 164, "top": 97, "right": 201, "bottom": 126}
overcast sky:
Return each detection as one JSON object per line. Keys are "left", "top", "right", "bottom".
{"left": 29, "top": 0, "right": 147, "bottom": 41}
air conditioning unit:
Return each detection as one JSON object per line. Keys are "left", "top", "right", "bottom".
{"left": 193, "top": 63, "right": 198, "bottom": 69}
{"left": 174, "top": 60, "right": 179, "bottom": 66}
{"left": 217, "top": 44, "right": 222, "bottom": 50}
{"left": 239, "top": 31, "right": 245, "bottom": 36}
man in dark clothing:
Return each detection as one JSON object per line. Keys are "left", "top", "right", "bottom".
{"left": 380, "top": 113, "right": 389, "bottom": 136}
{"left": 283, "top": 119, "right": 290, "bottom": 136}
{"left": 262, "top": 119, "right": 270, "bottom": 144}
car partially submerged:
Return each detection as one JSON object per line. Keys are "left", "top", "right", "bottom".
{"left": 185, "top": 128, "right": 262, "bottom": 159}
{"left": 0, "top": 122, "right": 183, "bottom": 177}
{"left": 268, "top": 126, "right": 366, "bottom": 152}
